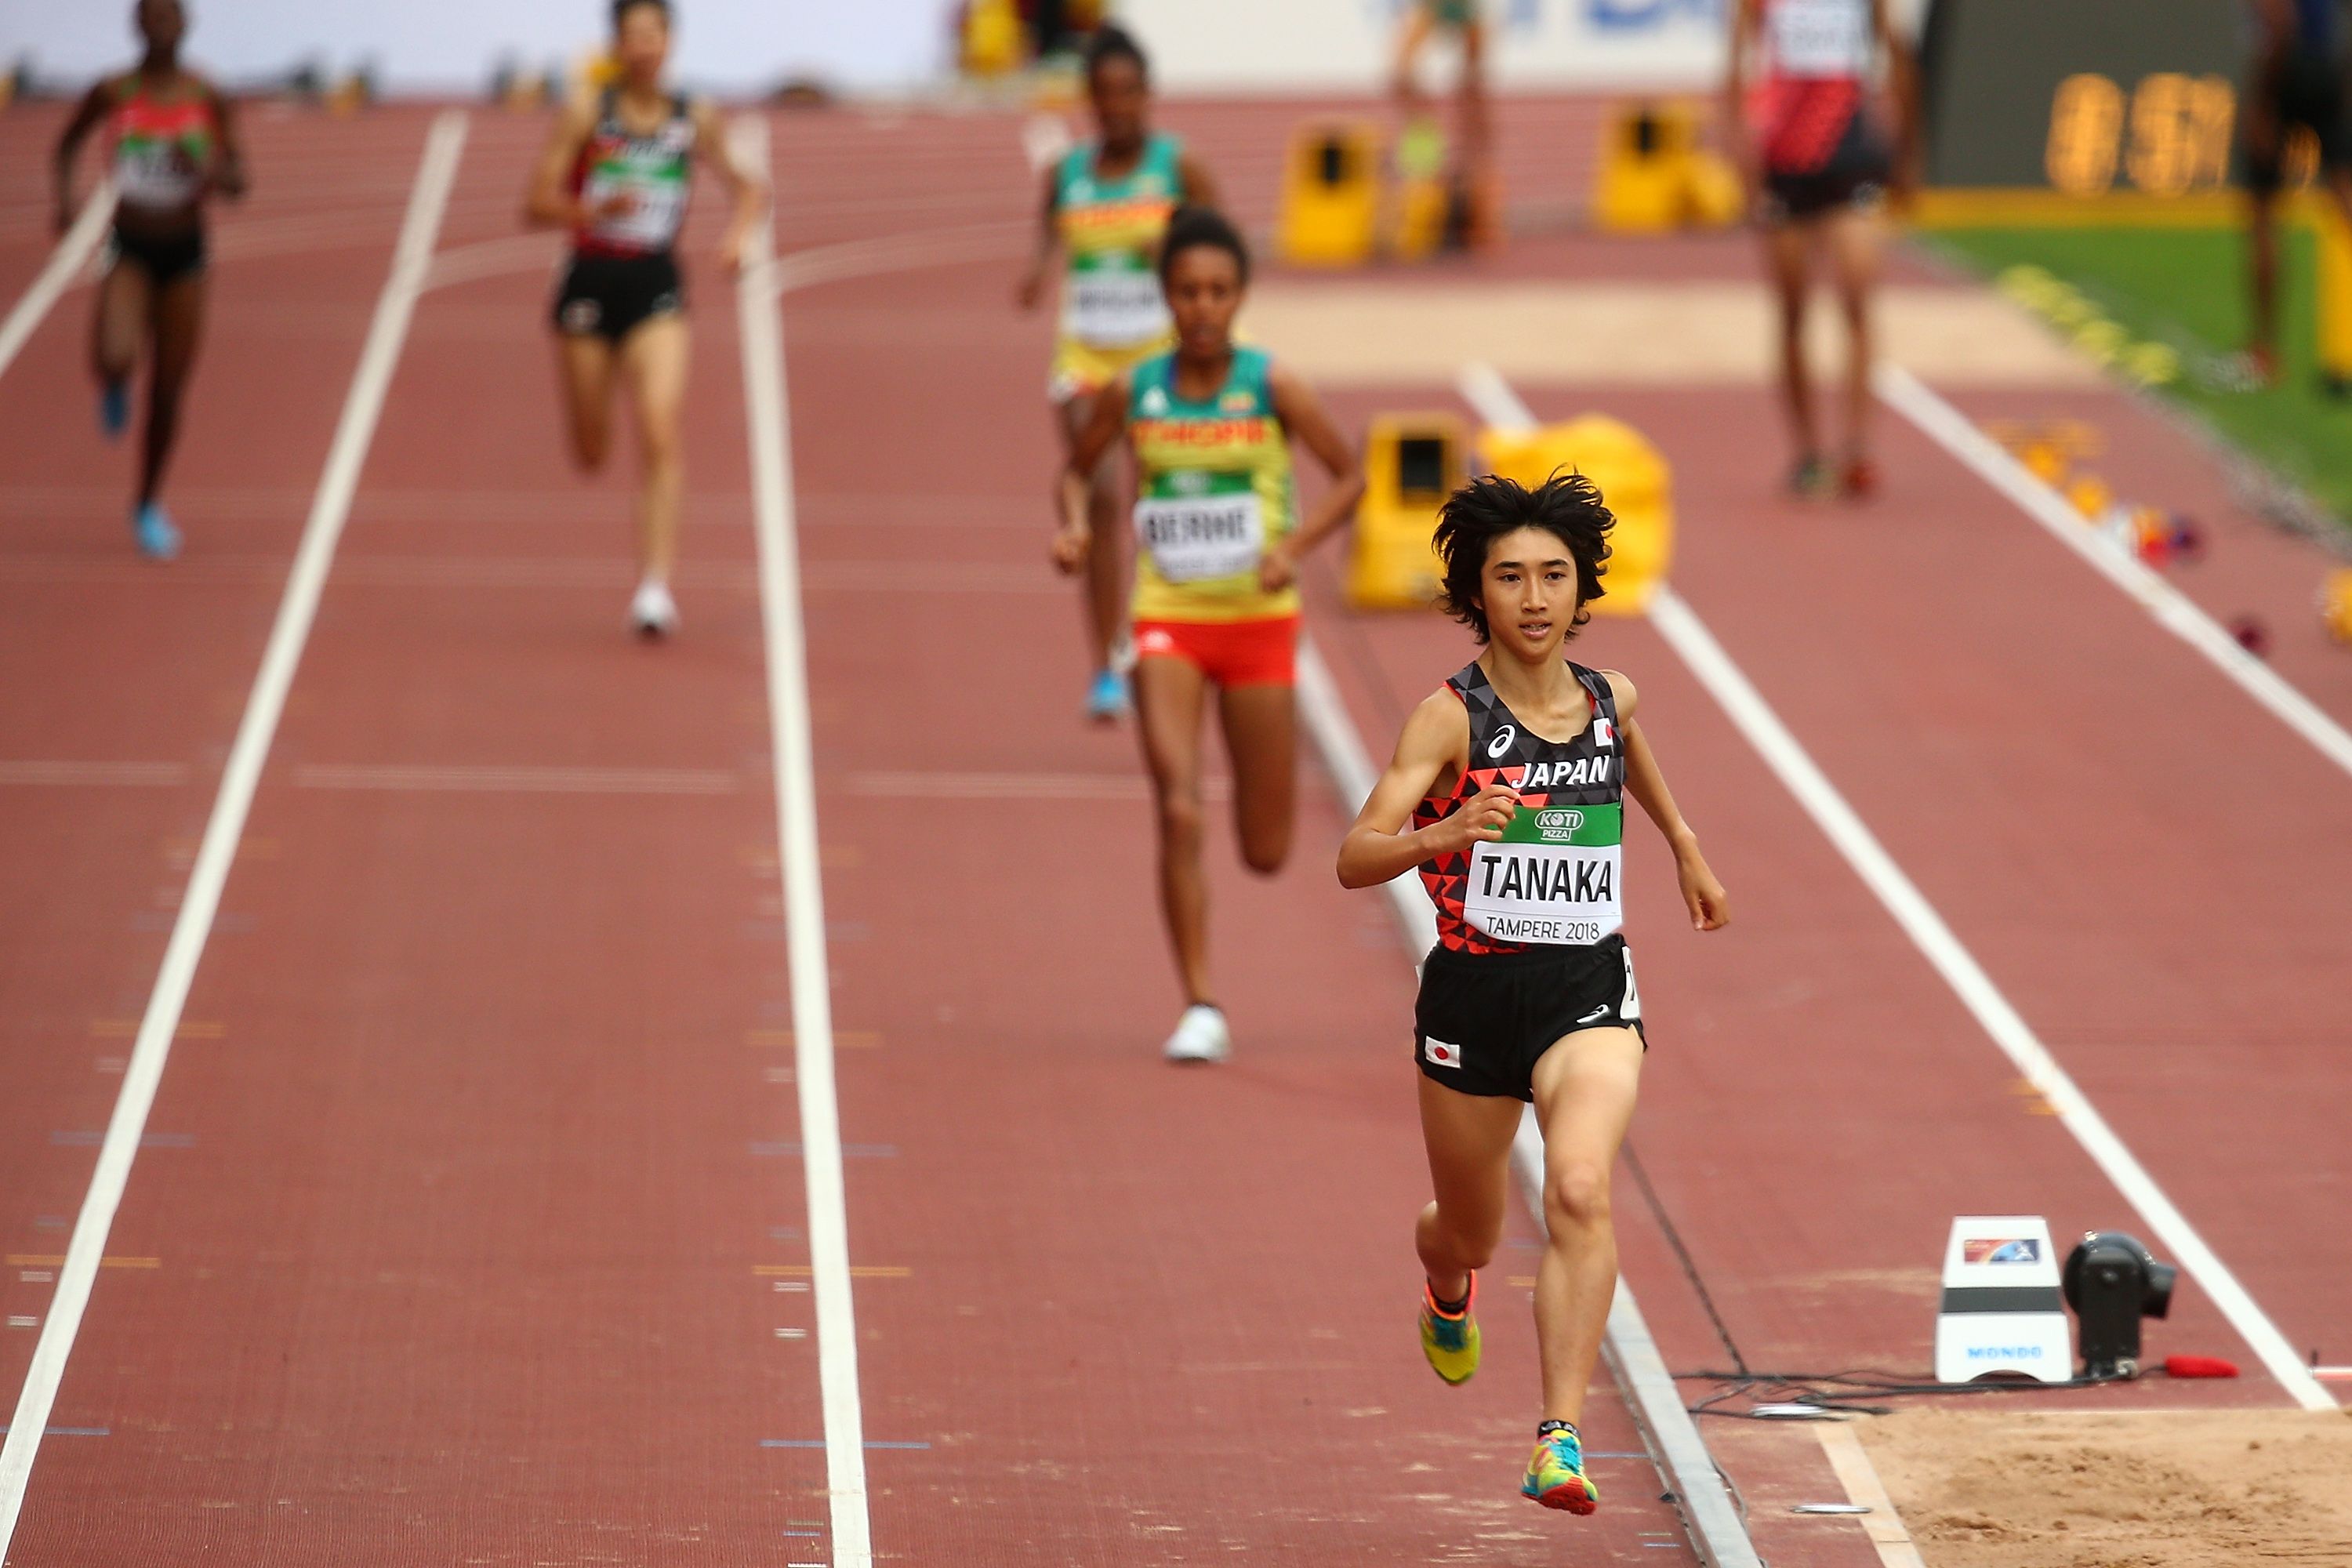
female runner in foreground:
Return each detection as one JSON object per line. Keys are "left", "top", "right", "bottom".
{"left": 1017, "top": 24, "right": 1219, "bottom": 721}
{"left": 1054, "top": 207, "right": 1363, "bottom": 1062}
{"left": 1338, "top": 474, "right": 1729, "bottom": 1512}
{"left": 53, "top": 0, "right": 247, "bottom": 560}
{"left": 525, "top": 0, "right": 764, "bottom": 637}
{"left": 1724, "top": 0, "right": 1916, "bottom": 498}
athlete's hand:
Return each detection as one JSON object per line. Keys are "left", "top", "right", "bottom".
{"left": 1256, "top": 541, "right": 1300, "bottom": 594}
{"left": 593, "top": 191, "right": 638, "bottom": 220}
{"left": 717, "top": 230, "right": 746, "bottom": 276}
{"left": 1050, "top": 520, "right": 1091, "bottom": 575}
{"left": 1014, "top": 266, "right": 1046, "bottom": 312}
{"left": 1436, "top": 782, "right": 1517, "bottom": 855}
{"left": 1677, "top": 848, "right": 1730, "bottom": 932}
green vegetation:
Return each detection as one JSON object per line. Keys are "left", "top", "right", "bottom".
{"left": 1927, "top": 223, "right": 2352, "bottom": 529}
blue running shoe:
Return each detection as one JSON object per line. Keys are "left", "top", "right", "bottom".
{"left": 1523, "top": 1424, "right": 1598, "bottom": 1515}
{"left": 1085, "top": 667, "right": 1129, "bottom": 723}
{"left": 133, "top": 503, "right": 181, "bottom": 561}
{"left": 100, "top": 380, "right": 129, "bottom": 439}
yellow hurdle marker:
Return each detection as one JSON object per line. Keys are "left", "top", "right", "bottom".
{"left": 1478, "top": 416, "right": 1674, "bottom": 616}
{"left": 1345, "top": 413, "right": 1467, "bottom": 609}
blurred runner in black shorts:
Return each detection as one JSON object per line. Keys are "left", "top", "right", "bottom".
{"left": 2241, "top": 0, "right": 2352, "bottom": 387}
{"left": 1726, "top": 0, "right": 1918, "bottom": 499}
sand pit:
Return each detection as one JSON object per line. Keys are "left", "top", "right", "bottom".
{"left": 1241, "top": 280, "right": 2103, "bottom": 389}
{"left": 1856, "top": 1406, "right": 2352, "bottom": 1567}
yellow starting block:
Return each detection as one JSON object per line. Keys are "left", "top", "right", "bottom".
{"left": 1345, "top": 413, "right": 1469, "bottom": 610}
{"left": 2322, "top": 568, "right": 2352, "bottom": 643}
{"left": 1278, "top": 122, "right": 1384, "bottom": 268}
{"left": 1592, "top": 101, "right": 1741, "bottom": 234}
{"left": 1476, "top": 416, "right": 1673, "bottom": 615}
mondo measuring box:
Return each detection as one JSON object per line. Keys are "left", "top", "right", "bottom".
{"left": 1933, "top": 1215, "right": 2072, "bottom": 1384}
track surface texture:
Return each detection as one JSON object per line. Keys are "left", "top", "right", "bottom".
{"left": 0, "top": 90, "right": 2343, "bottom": 1568}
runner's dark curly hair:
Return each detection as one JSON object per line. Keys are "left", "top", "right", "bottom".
{"left": 1157, "top": 204, "right": 1250, "bottom": 289}
{"left": 1087, "top": 24, "right": 1149, "bottom": 82}
{"left": 1432, "top": 472, "right": 1613, "bottom": 643}
{"left": 613, "top": 0, "right": 670, "bottom": 28}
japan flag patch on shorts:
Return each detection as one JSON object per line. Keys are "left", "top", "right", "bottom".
{"left": 1423, "top": 1036, "right": 1463, "bottom": 1069}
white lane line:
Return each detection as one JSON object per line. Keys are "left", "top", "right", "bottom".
{"left": 0, "top": 760, "right": 187, "bottom": 788}
{"left": 1875, "top": 361, "right": 2352, "bottom": 785}
{"left": 1463, "top": 362, "right": 2335, "bottom": 1412}
{"left": 0, "top": 183, "right": 114, "bottom": 386}
{"left": 0, "top": 111, "right": 470, "bottom": 1560}
{"left": 1293, "top": 641, "right": 1762, "bottom": 1568}
{"left": 732, "top": 116, "right": 874, "bottom": 1568}
{"left": 1811, "top": 1422, "right": 1928, "bottom": 1568}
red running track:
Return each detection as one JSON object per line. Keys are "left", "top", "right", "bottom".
{"left": 0, "top": 93, "right": 2344, "bottom": 1568}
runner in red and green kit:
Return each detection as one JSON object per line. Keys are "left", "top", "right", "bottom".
{"left": 1338, "top": 473, "right": 1729, "bottom": 1517}
{"left": 53, "top": 0, "right": 248, "bottom": 559}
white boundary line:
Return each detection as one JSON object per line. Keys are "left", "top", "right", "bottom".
{"left": 0, "top": 184, "right": 116, "bottom": 385}
{"left": 731, "top": 117, "right": 874, "bottom": 1568}
{"left": 1875, "top": 361, "right": 2352, "bottom": 785}
{"left": 1811, "top": 1423, "right": 1928, "bottom": 1568}
{"left": 1459, "top": 363, "right": 2336, "bottom": 1414}
{"left": 0, "top": 111, "right": 470, "bottom": 1562}
{"left": 1293, "top": 644, "right": 1763, "bottom": 1568}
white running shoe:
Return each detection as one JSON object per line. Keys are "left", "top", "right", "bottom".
{"left": 1162, "top": 1004, "right": 1230, "bottom": 1065}
{"left": 630, "top": 579, "right": 678, "bottom": 638}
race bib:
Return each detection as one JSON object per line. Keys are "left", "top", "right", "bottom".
{"left": 115, "top": 143, "right": 201, "bottom": 209}
{"left": 1463, "top": 802, "right": 1623, "bottom": 946}
{"left": 1135, "top": 472, "right": 1265, "bottom": 584}
{"left": 584, "top": 164, "right": 688, "bottom": 250}
{"left": 1064, "top": 258, "right": 1169, "bottom": 347}
{"left": 1766, "top": 0, "right": 1871, "bottom": 77}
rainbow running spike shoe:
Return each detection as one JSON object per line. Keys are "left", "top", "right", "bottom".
{"left": 1523, "top": 1425, "right": 1598, "bottom": 1515}
{"left": 1417, "top": 1274, "right": 1479, "bottom": 1385}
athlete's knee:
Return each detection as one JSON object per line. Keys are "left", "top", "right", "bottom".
{"left": 569, "top": 419, "right": 612, "bottom": 471}
{"left": 1239, "top": 822, "right": 1291, "bottom": 877}
{"left": 1156, "top": 788, "right": 1205, "bottom": 847}
{"left": 1544, "top": 1161, "right": 1613, "bottom": 1233}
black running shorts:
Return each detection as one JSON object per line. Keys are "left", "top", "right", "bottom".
{"left": 552, "top": 250, "right": 684, "bottom": 343}
{"left": 107, "top": 223, "right": 207, "bottom": 289}
{"left": 1762, "top": 110, "right": 1892, "bottom": 222}
{"left": 1414, "top": 935, "right": 1646, "bottom": 1102}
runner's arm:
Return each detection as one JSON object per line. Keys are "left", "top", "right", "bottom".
{"left": 207, "top": 83, "right": 249, "bottom": 200}
{"left": 1051, "top": 372, "right": 1130, "bottom": 571}
{"left": 1261, "top": 363, "right": 1366, "bottom": 591}
{"left": 1015, "top": 164, "right": 1059, "bottom": 310}
{"left": 1722, "top": 0, "right": 1761, "bottom": 199}
{"left": 1176, "top": 149, "right": 1221, "bottom": 216}
{"left": 1871, "top": 0, "right": 1922, "bottom": 201}
{"left": 1338, "top": 690, "right": 1514, "bottom": 888}
{"left": 691, "top": 98, "right": 769, "bottom": 274}
{"left": 522, "top": 96, "right": 601, "bottom": 230}
{"left": 51, "top": 80, "right": 113, "bottom": 234}
{"left": 1603, "top": 670, "right": 1730, "bottom": 931}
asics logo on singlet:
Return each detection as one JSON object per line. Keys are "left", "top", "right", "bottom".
{"left": 1486, "top": 725, "right": 1517, "bottom": 758}
{"left": 1519, "top": 756, "right": 1610, "bottom": 790}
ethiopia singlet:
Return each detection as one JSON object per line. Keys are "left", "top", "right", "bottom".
{"left": 1054, "top": 132, "right": 1183, "bottom": 350}
{"left": 1127, "top": 346, "right": 1299, "bottom": 624}
{"left": 1750, "top": 0, "right": 1874, "bottom": 176}
{"left": 110, "top": 79, "right": 217, "bottom": 213}
{"left": 572, "top": 89, "right": 696, "bottom": 258}
{"left": 1414, "top": 661, "right": 1625, "bottom": 954}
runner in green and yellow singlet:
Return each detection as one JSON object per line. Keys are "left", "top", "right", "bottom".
{"left": 1054, "top": 208, "right": 1364, "bottom": 1065}
{"left": 1017, "top": 24, "right": 1220, "bottom": 723}
{"left": 53, "top": 0, "right": 248, "bottom": 559}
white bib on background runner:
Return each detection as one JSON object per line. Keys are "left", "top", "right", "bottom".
{"left": 1134, "top": 470, "right": 1266, "bottom": 583}
{"left": 1063, "top": 258, "right": 1170, "bottom": 347}
{"left": 1766, "top": 0, "right": 1872, "bottom": 78}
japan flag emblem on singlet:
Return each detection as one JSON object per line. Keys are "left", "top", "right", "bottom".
{"left": 1593, "top": 717, "right": 1616, "bottom": 750}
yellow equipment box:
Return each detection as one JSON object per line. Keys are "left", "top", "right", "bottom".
{"left": 1476, "top": 416, "right": 1673, "bottom": 615}
{"left": 2322, "top": 567, "right": 2352, "bottom": 644}
{"left": 964, "top": 0, "right": 1024, "bottom": 78}
{"left": 1279, "top": 122, "right": 1384, "bottom": 268}
{"left": 2318, "top": 198, "right": 2352, "bottom": 394}
{"left": 1345, "top": 413, "right": 1469, "bottom": 610}
{"left": 1593, "top": 100, "right": 1741, "bottom": 234}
